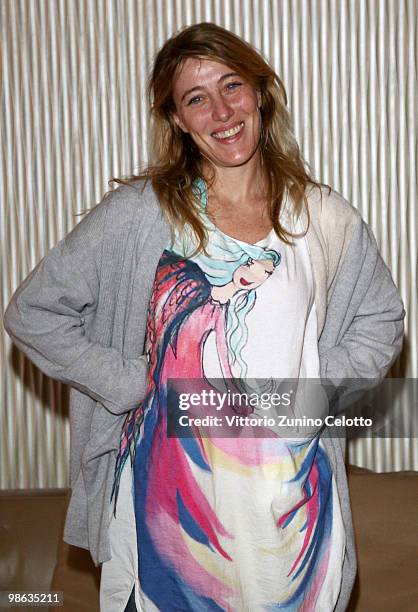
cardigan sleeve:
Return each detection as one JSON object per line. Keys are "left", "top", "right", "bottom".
{"left": 319, "top": 219, "right": 405, "bottom": 411}
{"left": 3, "top": 192, "right": 149, "bottom": 415}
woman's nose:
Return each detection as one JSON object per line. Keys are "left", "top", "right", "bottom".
{"left": 211, "top": 95, "right": 233, "bottom": 122}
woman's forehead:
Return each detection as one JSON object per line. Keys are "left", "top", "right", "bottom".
{"left": 174, "top": 57, "right": 240, "bottom": 90}
{"left": 178, "top": 56, "right": 234, "bottom": 76}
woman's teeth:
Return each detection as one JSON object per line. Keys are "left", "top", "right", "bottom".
{"left": 212, "top": 122, "right": 244, "bottom": 139}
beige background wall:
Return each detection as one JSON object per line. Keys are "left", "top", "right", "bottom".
{"left": 1, "top": 0, "right": 416, "bottom": 488}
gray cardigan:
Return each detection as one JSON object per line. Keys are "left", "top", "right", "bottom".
{"left": 4, "top": 181, "right": 404, "bottom": 611}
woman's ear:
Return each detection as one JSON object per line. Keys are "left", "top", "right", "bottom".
{"left": 256, "top": 89, "right": 262, "bottom": 109}
{"left": 172, "top": 111, "right": 188, "bottom": 134}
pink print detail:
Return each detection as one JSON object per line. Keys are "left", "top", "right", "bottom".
{"left": 148, "top": 511, "right": 235, "bottom": 611}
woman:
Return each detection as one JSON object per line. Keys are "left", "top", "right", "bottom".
{"left": 4, "top": 23, "right": 404, "bottom": 612}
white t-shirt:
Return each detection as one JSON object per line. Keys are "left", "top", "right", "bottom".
{"left": 101, "top": 210, "right": 345, "bottom": 612}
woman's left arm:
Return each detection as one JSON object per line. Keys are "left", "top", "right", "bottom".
{"left": 319, "top": 219, "right": 405, "bottom": 407}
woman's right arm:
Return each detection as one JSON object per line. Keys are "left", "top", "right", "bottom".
{"left": 3, "top": 192, "right": 149, "bottom": 415}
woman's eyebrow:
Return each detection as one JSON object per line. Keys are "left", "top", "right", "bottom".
{"left": 218, "top": 72, "right": 240, "bottom": 82}
{"left": 181, "top": 73, "right": 241, "bottom": 102}
{"left": 181, "top": 86, "right": 202, "bottom": 102}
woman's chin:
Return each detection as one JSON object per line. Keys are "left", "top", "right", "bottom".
{"left": 206, "top": 149, "right": 261, "bottom": 170}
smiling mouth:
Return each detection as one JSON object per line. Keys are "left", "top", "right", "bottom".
{"left": 239, "top": 277, "right": 252, "bottom": 286}
{"left": 212, "top": 122, "right": 244, "bottom": 140}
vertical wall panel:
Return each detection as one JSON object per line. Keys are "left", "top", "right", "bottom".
{"left": 1, "top": 0, "right": 416, "bottom": 487}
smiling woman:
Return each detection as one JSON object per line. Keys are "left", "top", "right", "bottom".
{"left": 171, "top": 58, "right": 262, "bottom": 169}
{"left": 126, "top": 21, "right": 326, "bottom": 251}
{"left": 3, "top": 21, "right": 404, "bottom": 612}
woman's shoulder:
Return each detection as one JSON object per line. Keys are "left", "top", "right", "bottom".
{"left": 303, "top": 183, "right": 362, "bottom": 251}
{"left": 305, "top": 183, "right": 361, "bottom": 227}
{"left": 302, "top": 183, "right": 365, "bottom": 288}
{"left": 64, "top": 178, "right": 168, "bottom": 254}
{"left": 100, "top": 178, "right": 162, "bottom": 218}
{"left": 68, "top": 179, "right": 162, "bottom": 238}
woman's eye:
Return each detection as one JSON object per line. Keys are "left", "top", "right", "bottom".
{"left": 226, "top": 81, "right": 242, "bottom": 91}
{"left": 187, "top": 95, "right": 203, "bottom": 106}
{"left": 246, "top": 258, "right": 254, "bottom": 266}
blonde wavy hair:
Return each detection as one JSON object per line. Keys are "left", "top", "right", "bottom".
{"left": 113, "top": 22, "right": 328, "bottom": 252}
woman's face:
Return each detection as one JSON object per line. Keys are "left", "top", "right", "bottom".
{"left": 232, "top": 258, "right": 274, "bottom": 290}
{"left": 172, "top": 58, "right": 262, "bottom": 169}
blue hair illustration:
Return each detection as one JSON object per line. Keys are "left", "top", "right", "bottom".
{"left": 171, "top": 178, "right": 281, "bottom": 378}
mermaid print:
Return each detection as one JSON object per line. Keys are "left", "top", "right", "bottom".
{"left": 111, "top": 180, "right": 342, "bottom": 611}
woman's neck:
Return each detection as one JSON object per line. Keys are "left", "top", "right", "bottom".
{"left": 202, "top": 156, "right": 268, "bottom": 212}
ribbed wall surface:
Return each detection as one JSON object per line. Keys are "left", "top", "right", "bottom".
{"left": 1, "top": 0, "right": 416, "bottom": 488}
